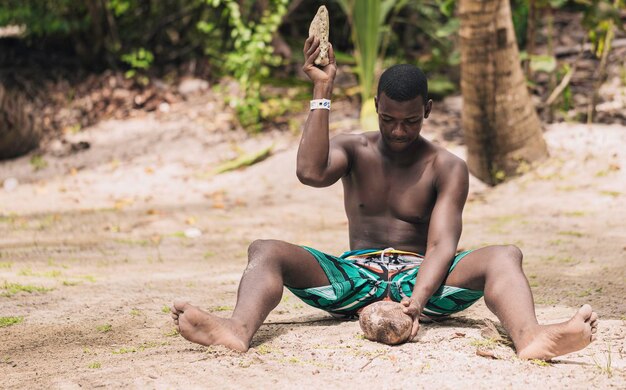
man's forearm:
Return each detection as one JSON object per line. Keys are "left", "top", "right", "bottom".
{"left": 411, "top": 247, "right": 456, "bottom": 311}
{"left": 296, "top": 82, "right": 333, "bottom": 181}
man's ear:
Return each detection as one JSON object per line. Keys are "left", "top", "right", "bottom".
{"left": 423, "top": 99, "right": 433, "bottom": 119}
{"left": 374, "top": 96, "right": 378, "bottom": 113}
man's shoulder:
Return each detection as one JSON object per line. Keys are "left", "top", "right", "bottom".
{"left": 430, "top": 143, "right": 467, "bottom": 169}
{"left": 429, "top": 143, "right": 469, "bottom": 182}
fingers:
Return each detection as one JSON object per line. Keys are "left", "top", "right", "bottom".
{"left": 410, "top": 320, "right": 420, "bottom": 340}
{"left": 304, "top": 35, "right": 314, "bottom": 52}
{"left": 304, "top": 36, "right": 319, "bottom": 57}
{"left": 328, "top": 43, "right": 336, "bottom": 64}
{"left": 303, "top": 46, "right": 321, "bottom": 70}
{"left": 401, "top": 298, "right": 420, "bottom": 317}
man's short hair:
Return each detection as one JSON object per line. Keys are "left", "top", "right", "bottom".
{"left": 377, "top": 64, "right": 428, "bottom": 104}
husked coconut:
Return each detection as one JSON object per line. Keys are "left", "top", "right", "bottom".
{"left": 359, "top": 301, "right": 413, "bottom": 345}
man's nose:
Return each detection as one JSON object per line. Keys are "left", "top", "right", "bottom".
{"left": 392, "top": 123, "right": 405, "bottom": 136}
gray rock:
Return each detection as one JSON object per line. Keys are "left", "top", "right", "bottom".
{"left": 178, "top": 78, "right": 209, "bottom": 97}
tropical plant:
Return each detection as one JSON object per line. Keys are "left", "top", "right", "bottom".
{"left": 334, "top": 0, "right": 408, "bottom": 129}
{"left": 205, "top": 0, "right": 289, "bottom": 132}
{"left": 576, "top": 0, "right": 625, "bottom": 122}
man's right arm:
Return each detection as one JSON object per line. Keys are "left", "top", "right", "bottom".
{"left": 296, "top": 36, "right": 350, "bottom": 188}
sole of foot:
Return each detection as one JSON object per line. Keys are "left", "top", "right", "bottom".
{"left": 171, "top": 301, "right": 249, "bottom": 352}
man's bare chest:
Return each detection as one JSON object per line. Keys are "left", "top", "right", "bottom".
{"left": 345, "top": 155, "right": 437, "bottom": 223}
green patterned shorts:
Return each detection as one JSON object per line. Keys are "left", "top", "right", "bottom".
{"left": 286, "top": 247, "right": 483, "bottom": 319}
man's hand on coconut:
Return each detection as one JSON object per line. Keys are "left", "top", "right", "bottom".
{"left": 401, "top": 297, "right": 422, "bottom": 340}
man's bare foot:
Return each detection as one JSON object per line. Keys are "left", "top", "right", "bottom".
{"left": 170, "top": 301, "right": 249, "bottom": 352}
{"left": 517, "top": 304, "right": 598, "bottom": 360}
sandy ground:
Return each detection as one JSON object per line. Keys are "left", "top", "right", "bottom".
{"left": 1, "top": 96, "right": 625, "bottom": 389}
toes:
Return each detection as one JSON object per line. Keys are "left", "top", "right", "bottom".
{"left": 591, "top": 326, "right": 597, "bottom": 334}
{"left": 589, "top": 312, "right": 598, "bottom": 323}
{"left": 577, "top": 304, "right": 593, "bottom": 320}
{"left": 591, "top": 334, "right": 597, "bottom": 342}
{"left": 171, "top": 312, "right": 179, "bottom": 320}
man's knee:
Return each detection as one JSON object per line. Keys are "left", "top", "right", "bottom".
{"left": 496, "top": 244, "right": 523, "bottom": 265}
{"left": 247, "top": 239, "right": 284, "bottom": 262}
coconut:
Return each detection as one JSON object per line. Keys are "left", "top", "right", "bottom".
{"left": 359, "top": 301, "right": 413, "bottom": 345}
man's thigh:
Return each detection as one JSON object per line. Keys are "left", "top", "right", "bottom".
{"left": 252, "top": 239, "right": 330, "bottom": 289}
{"left": 442, "top": 246, "right": 505, "bottom": 291}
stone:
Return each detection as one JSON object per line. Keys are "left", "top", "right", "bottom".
{"left": 359, "top": 301, "right": 413, "bottom": 345}
{"left": 178, "top": 78, "right": 209, "bottom": 97}
{"left": 308, "top": 6, "right": 330, "bottom": 66}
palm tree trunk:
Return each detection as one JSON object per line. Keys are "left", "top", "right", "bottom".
{"left": 459, "top": 0, "right": 548, "bottom": 185}
{"left": 0, "top": 83, "right": 41, "bottom": 160}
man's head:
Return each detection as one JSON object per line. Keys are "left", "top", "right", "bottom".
{"left": 375, "top": 64, "right": 433, "bottom": 152}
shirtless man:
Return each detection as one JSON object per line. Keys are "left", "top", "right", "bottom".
{"left": 171, "top": 37, "right": 598, "bottom": 360}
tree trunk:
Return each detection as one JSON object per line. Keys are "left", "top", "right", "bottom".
{"left": 0, "top": 83, "right": 41, "bottom": 160}
{"left": 459, "top": 0, "right": 548, "bottom": 185}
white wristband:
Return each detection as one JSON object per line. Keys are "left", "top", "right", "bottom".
{"left": 310, "top": 99, "right": 331, "bottom": 110}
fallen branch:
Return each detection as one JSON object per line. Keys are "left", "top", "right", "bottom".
{"left": 555, "top": 38, "right": 626, "bottom": 57}
{"left": 213, "top": 144, "right": 273, "bottom": 174}
{"left": 544, "top": 65, "right": 575, "bottom": 107}
{"left": 360, "top": 353, "right": 384, "bottom": 371}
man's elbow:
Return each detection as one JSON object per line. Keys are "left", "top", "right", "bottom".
{"left": 296, "top": 169, "right": 330, "bottom": 187}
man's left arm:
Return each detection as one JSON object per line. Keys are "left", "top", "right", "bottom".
{"left": 402, "top": 155, "right": 469, "bottom": 338}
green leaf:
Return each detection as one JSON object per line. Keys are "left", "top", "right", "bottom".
{"left": 529, "top": 55, "right": 557, "bottom": 73}
{"left": 213, "top": 145, "right": 274, "bottom": 174}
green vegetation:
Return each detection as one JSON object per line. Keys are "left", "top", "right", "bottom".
{"left": 114, "top": 238, "right": 151, "bottom": 246}
{"left": 80, "top": 275, "right": 96, "bottom": 283}
{"left": 470, "top": 338, "right": 500, "bottom": 348}
{"left": 209, "top": 0, "right": 289, "bottom": 131}
{"left": 0, "top": 0, "right": 621, "bottom": 133}
{"left": 112, "top": 341, "right": 167, "bottom": 354}
{"left": 214, "top": 145, "right": 274, "bottom": 174}
{"left": 88, "top": 362, "right": 101, "bottom": 369}
{"left": 29, "top": 155, "right": 48, "bottom": 171}
{"left": 557, "top": 230, "right": 584, "bottom": 237}
{"left": 1, "top": 281, "right": 52, "bottom": 297}
{"left": 112, "top": 346, "right": 137, "bottom": 354}
{"left": 563, "top": 211, "right": 586, "bottom": 217}
{"left": 0, "top": 316, "right": 24, "bottom": 328}
{"left": 599, "top": 190, "right": 621, "bottom": 197}
{"left": 18, "top": 268, "right": 63, "bottom": 278}
{"left": 592, "top": 344, "right": 613, "bottom": 377}
{"left": 96, "top": 324, "right": 112, "bottom": 333}
{"left": 529, "top": 359, "right": 552, "bottom": 367}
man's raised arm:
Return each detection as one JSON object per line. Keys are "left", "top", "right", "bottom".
{"left": 296, "top": 36, "right": 349, "bottom": 188}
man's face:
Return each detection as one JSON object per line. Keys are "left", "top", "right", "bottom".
{"left": 375, "top": 93, "right": 432, "bottom": 152}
